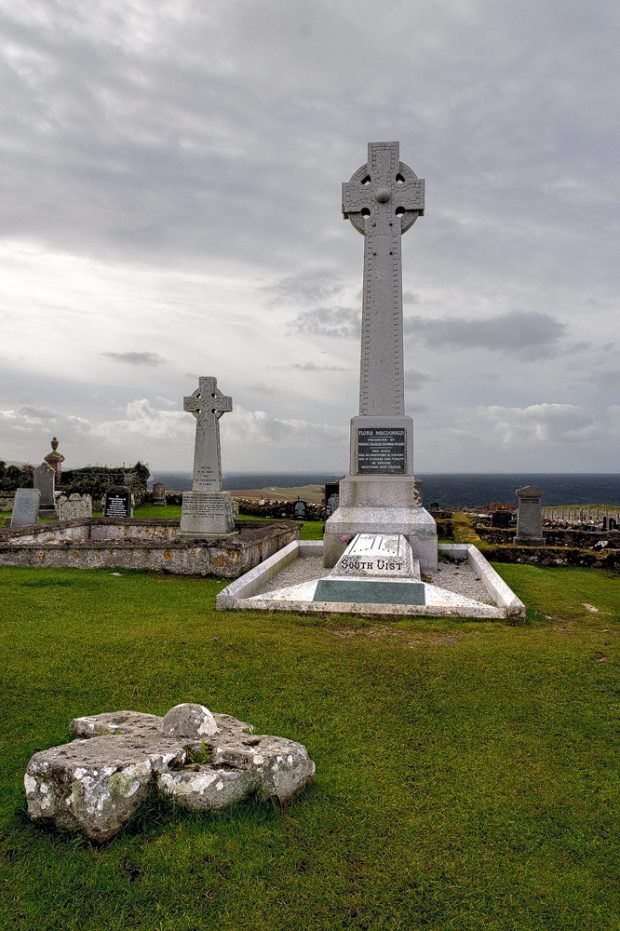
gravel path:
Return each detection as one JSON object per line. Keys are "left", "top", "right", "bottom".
{"left": 257, "top": 553, "right": 494, "bottom": 604}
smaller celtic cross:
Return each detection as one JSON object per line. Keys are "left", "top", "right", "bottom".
{"left": 183, "top": 376, "right": 232, "bottom": 492}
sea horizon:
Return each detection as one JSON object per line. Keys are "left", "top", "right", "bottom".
{"left": 149, "top": 470, "right": 620, "bottom": 508}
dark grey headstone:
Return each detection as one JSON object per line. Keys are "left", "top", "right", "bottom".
{"left": 11, "top": 488, "right": 40, "bottom": 529}
{"left": 491, "top": 510, "right": 513, "bottom": 528}
{"left": 104, "top": 486, "right": 133, "bottom": 519}
{"left": 324, "top": 481, "right": 340, "bottom": 518}
{"left": 293, "top": 500, "right": 308, "bottom": 520}
{"left": 33, "top": 462, "right": 55, "bottom": 508}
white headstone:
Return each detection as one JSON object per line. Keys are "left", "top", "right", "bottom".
{"left": 179, "top": 376, "right": 236, "bottom": 536}
{"left": 11, "top": 488, "right": 40, "bottom": 528}
{"left": 331, "top": 533, "right": 419, "bottom": 579}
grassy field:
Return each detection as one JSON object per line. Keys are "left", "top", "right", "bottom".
{"left": 0, "top": 557, "right": 618, "bottom": 929}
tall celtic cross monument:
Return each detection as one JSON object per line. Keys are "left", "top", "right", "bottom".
{"left": 323, "top": 141, "right": 437, "bottom": 571}
{"left": 179, "top": 376, "right": 236, "bottom": 536}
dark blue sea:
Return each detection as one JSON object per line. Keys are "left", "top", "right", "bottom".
{"left": 150, "top": 472, "right": 620, "bottom": 507}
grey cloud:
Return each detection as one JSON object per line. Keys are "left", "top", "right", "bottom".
{"left": 405, "top": 311, "right": 566, "bottom": 358}
{"left": 264, "top": 271, "right": 344, "bottom": 307}
{"left": 288, "top": 306, "right": 359, "bottom": 339}
{"left": 590, "top": 370, "right": 620, "bottom": 390}
{"left": 272, "top": 361, "right": 349, "bottom": 372}
{"left": 405, "top": 369, "right": 431, "bottom": 391}
{"left": 103, "top": 352, "right": 165, "bottom": 366}
{"left": 403, "top": 292, "right": 419, "bottom": 305}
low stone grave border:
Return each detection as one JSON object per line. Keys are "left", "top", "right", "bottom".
{"left": 0, "top": 518, "right": 300, "bottom": 578}
{"left": 216, "top": 541, "right": 525, "bottom": 620}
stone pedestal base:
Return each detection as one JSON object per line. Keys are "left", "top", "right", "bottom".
{"left": 513, "top": 536, "right": 545, "bottom": 546}
{"left": 323, "top": 475, "right": 437, "bottom": 572}
{"left": 179, "top": 491, "right": 235, "bottom": 537}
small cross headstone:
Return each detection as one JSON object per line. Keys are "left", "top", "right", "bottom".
{"left": 513, "top": 486, "right": 545, "bottom": 545}
{"left": 104, "top": 486, "right": 133, "bottom": 519}
{"left": 10, "top": 488, "right": 40, "bottom": 529}
{"left": 179, "top": 376, "right": 236, "bottom": 537}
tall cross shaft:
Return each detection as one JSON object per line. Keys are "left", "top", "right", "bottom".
{"left": 184, "top": 376, "right": 232, "bottom": 492}
{"left": 342, "top": 141, "right": 424, "bottom": 416}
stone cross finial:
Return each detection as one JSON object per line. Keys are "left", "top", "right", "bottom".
{"left": 342, "top": 141, "right": 424, "bottom": 416}
{"left": 184, "top": 376, "right": 232, "bottom": 493}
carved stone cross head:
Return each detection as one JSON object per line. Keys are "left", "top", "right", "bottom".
{"left": 183, "top": 376, "right": 232, "bottom": 423}
{"left": 342, "top": 141, "right": 425, "bottom": 235}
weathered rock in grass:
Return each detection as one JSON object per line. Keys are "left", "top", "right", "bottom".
{"left": 71, "top": 710, "right": 163, "bottom": 739}
{"left": 25, "top": 734, "right": 187, "bottom": 843}
{"left": 25, "top": 703, "right": 315, "bottom": 841}
{"left": 162, "top": 703, "right": 218, "bottom": 738}
{"left": 158, "top": 766, "right": 258, "bottom": 810}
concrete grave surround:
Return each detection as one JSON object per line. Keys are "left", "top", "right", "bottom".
{"left": 25, "top": 704, "right": 315, "bottom": 842}
{"left": 180, "top": 376, "right": 236, "bottom": 537}
{"left": 10, "top": 488, "right": 40, "bottom": 529}
{"left": 33, "top": 461, "right": 56, "bottom": 515}
{"left": 323, "top": 142, "right": 437, "bottom": 572}
{"left": 217, "top": 538, "right": 525, "bottom": 620}
{"left": 514, "top": 486, "right": 545, "bottom": 545}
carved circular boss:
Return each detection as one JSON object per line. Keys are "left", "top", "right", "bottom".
{"left": 344, "top": 158, "right": 424, "bottom": 235}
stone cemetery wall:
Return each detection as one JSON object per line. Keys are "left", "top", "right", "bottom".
{"left": 0, "top": 517, "right": 300, "bottom": 577}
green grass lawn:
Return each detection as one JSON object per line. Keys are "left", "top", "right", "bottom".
{"left": 1, "top": 562, "right": 619, "bottom": 930}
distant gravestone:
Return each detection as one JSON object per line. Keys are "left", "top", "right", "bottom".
{"left": 152, "top": 482, "right": 166, "bottom": 506}
{"left": 293, "top": 500, "right": 308, "bottom": 520}
{"left": 33, "top": 461, "right": 56, "bottom": 515}
{"left": 11, "top": 488, "right": 40, "bottom": 529}
{"left": 513, "top": 486, "right": 544, "bottom": 545}
{"left": 491, "top": 510, "right": 513, "bottom": 529}
{"left": 104, "top": 486, "right": 133, "bottom": 519}
{"left": 179, "top": 376, "right": 236, "bottom": 537}
{"left": 609, "top": 517, "right": 618, "bottom": 532}
{"left": 57, "top": 493, "right": 92, "bottom": 521}
{"left": 324, "top": 481, "right": 340, "bottom": 518}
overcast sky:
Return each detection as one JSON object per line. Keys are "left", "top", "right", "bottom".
{"left": 1, "top": 0, "right": 619, "bottom": 474}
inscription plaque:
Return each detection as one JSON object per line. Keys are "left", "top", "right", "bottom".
{"left": 104, "top": 486, "right": 132, "bottom": 519}
{"left": 357, "top": 428, "right": 406, "bottom": 474}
